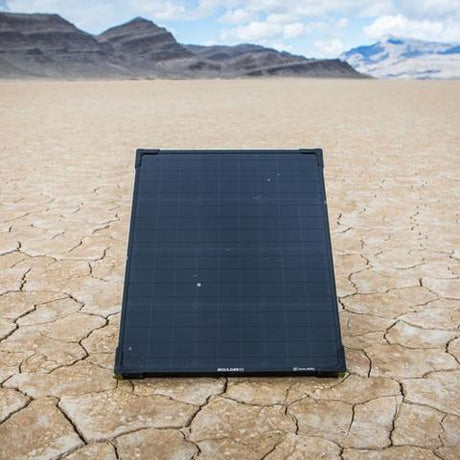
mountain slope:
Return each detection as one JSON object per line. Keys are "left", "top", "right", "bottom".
{"left": 187, "top": 43, "right": 364, "bottom": 78}
{"left": 98, "top": 17, "right": 193, "bottom": 61}
{"left": 244, "top": 59, "right": 364, "bottom": 78}
{"left": 340, "top": 38, "right": 460, "bottom": 79}
{"left": 0, "top": 12, "right": 128, "bottom": 78}
{"left": 97, "top": 17, "right": 221, "bottom": 78}
{"left": 0, "top": 12, "right": 366, "bottom": 79}
{"left": 186, "top": 43, "right": 310, "bottom": 75}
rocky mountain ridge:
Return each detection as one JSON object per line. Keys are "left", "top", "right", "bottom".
{"left": 0, "top": 12, "right": 365, "bottom": 79}
{"left": 340, "top": 37, "right": 460, "bottom": 79}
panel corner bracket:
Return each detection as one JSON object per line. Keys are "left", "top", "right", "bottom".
{"left": 135, "top": 148, "right": 160, "bottom": 168}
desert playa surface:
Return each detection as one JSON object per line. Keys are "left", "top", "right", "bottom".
{"left": 0, "top": 79, "right": 459, "bottom": 459}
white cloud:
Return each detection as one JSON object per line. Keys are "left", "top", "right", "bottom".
{"left": 313, "top": 38, "right": 348, "bottom": 58}
{"left": 283, "top": 22, "right": 308, "bottom": 39}
{"left": 358, "top": 1, "right": 394, "bottom": 18}
{"left": 397, "top": 0, "right": 460, "bottom": 19}
{"left": 129, "top": 1, "right": 186, "bottom": 21}
{"left": 219, "top": 8, "right": 256, "bottom": 25}
{"left": 129, "top": 0, "right": 213, "bottom": 21}
{"left": 220, "top": 18, "right": 315, "bottom": 44}
{"left": 6, "top": 0, "right": 460, "bottom": 24}
{"left": 5, "top": 0, "right": 125, "bottom": 31}
{"left": 266, "top": 13, "right": 297, "bottom": 24}
{"left": 4, "top": 0, "right": 214, "bottom": 30}
{"left": 220, "top": 21, "right": 283, "bottom": 42}
{"left": 218, "top": 13, "right": 351, "bottom": 48}
{"left": 365, "top": 14, "right": 460, "bottom": 42}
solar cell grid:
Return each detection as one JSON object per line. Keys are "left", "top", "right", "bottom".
{"left": 115, "top": 149, "right": 346, "bottom": 377}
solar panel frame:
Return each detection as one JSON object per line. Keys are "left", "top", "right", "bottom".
{"left": 115, "top": 149, "right": 346, "bottom": 378}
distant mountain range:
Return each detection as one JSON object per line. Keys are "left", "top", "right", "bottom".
{"left": 340, "top": 38, "right": 460, "bottom": 79}
{"left": 0, "top": 12, "right": 364, "bottom": 79}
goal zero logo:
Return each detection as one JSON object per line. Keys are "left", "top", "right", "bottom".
{"left": 217, "top": 368, "right": 245, "bottom": 372}
{"left": 293, "top": 367, "right": 316, "bottom": 371}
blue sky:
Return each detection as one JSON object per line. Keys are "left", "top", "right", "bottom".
{"left": 2, "top": 0, "right": 460, "bottom": 57}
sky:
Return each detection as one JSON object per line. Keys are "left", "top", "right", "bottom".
{"left": 1, "top": 0, "right": 460, "bottom": 57}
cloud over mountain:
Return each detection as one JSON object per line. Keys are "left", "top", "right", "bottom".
{"left": 2, "top": 0, "right": 459, "bottom": 59}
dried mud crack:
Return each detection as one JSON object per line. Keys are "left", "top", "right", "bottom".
{"left": 0, "top": 79, "right": 459, "bottom": 459}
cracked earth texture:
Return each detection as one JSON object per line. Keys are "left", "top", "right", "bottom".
{"left": 0, "top": 79, "right": 459, "bottom": 460}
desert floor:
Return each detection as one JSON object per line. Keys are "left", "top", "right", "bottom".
{"left": 0, "top": 79, "right": 459, "bottom": 459}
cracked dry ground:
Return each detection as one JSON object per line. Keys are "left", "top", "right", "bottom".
{"left": 0, "top": 79, "right": 459, "bottom": 460}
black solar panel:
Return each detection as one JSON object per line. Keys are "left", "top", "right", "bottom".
{"left": 115, "top": 149, "right": 346, "bottom": 377}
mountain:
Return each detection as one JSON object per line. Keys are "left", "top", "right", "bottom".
{"left": 186, "top": 43, "right": 311, "bottom": 75}
{"left": 0, "top": 12, "right": 365, "bottom": 79}
{"left": 186, "top": 43, "right": 362, "bottom": 77}
{"left": 99, "top": 17, "right": 193, "bottom": 61}
{"left": 96, "top": 17, "right": 220, "bottom": 77}
{"left": 0, "top": 12, "right": 128, "bottom": 78}
{"left": 340, "top": 38, "right": 460, "bottom": 79}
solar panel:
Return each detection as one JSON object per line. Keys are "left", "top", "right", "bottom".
{"left": 115, "top": 149, "right": 346, "bottom": 378}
